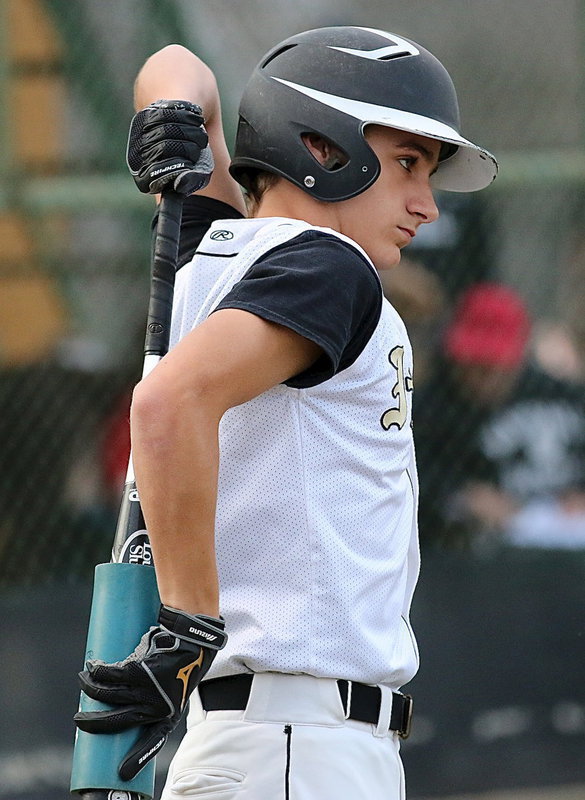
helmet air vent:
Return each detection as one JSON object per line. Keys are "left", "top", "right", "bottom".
{"left": 261, "top": 44, "right": 297, "bottom": 69}
{"left": 377, "top": 50, "right": 413, "bottom": 61}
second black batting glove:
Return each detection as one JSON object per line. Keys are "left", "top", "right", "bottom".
{"left": 127, "top": 99, "right": 215, "bottom": 195}
{"left": 74, "top": 605, "right": 226, "bottom": 780}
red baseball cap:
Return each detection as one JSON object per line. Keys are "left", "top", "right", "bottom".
{"left": 444, "top": 283, "right": 531, "bottom": 368}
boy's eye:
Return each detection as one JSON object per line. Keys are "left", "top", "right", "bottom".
{"left": 398, "top": 156, "right": 416, "bottom": 171}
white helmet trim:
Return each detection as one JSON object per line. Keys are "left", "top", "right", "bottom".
{"left": 328, "top": 28, "right": 420, "bottom": 60}
{"left": 273, "top": 77, "right": 497, "bottom": 192}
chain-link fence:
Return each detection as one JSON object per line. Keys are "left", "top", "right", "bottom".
{"left": 2, "top": 0, "right": 585, "bottom": 588}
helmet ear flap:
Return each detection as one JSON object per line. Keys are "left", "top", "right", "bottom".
{"left": 290, "top": 117, "right": 381, "bottom": 200}
{"left": 231, "top": 98, "right": 382, "bottom": 202}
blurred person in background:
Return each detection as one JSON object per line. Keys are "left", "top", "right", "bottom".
{"left": 530, "top": 318, "right": 585, "bottom": 385}
{"left": 379, "top": 257, "right": 448, "bottom": 390}
{"left": 414, "top": 282, "right": 585, "bottom": 550}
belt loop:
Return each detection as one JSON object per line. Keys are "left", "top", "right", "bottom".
{"left": 374, "top": 685, "right": 393, "bottom": 738}
{"left": 344, "top": 680, "right": 353, "bottom": 720}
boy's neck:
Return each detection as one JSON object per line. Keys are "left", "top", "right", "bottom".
{"left": 253, "top": 180, "right": 341, "bottom": 232}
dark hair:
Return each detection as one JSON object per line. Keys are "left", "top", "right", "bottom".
{"left": 242, "top": 169, "right": 280, "bottom": 214}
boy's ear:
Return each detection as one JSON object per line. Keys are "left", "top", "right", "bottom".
{"left": 301, "top": 133, "right": 347, "bottom": 170}
{"left": 302, "top": 133, "right": 332, "bottom": 165}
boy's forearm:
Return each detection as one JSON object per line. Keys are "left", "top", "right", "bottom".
{"left": 130, "top": 386, "right": 221, "bottom": 618}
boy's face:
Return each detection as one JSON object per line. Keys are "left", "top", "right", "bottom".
{"left": 336, "top": 126, "right": 441, "bottom": 270}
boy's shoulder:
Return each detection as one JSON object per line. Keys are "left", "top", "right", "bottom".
{"left": 198, "top": 214, "right": 376, "bottom": 271}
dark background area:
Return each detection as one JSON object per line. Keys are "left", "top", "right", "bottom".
{"left": 2, "top": 548, "right": 584, "bottom": 799}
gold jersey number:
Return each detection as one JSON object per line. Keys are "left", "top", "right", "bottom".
{"left": 380, "top": 346, "right": 413, "bottom": 431}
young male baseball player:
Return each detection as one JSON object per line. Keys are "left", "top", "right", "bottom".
{"left": 75, "top": 27, "right": 497, "bottom": 798}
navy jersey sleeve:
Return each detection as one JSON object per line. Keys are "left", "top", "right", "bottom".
{"left": 151, "top": 195, "right": 244, "bottom": 269}
{"left": 213, "top": 230, "right": 383, "bottom": 388}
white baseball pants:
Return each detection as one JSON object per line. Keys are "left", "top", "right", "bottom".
{"left": 160, "top": 673, "right": 406, "bottom": 800}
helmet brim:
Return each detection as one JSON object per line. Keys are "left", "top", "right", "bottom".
{"left": 274, "top": 77, "right": 498, "bottom": 193}
{"left": 428, "top": 136, "right": 498, "bottom": 193}
{"left": 372, "top": 117, "right": 498, "bottom": 193}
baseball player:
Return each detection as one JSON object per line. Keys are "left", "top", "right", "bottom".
{"left": 75, "top": 27, "right": 497, "bottom": 798}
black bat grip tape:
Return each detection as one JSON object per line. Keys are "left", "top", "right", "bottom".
{"left": 144, "top": 189, "right": 184, "bottom": 357}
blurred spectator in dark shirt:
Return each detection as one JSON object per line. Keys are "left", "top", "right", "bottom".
{"left": 414, "top": 282, "right": 585, "bottom": 550}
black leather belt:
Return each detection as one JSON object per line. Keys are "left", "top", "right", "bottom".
{"left": 198, "top": 674, "right": 413, "bottom": 739}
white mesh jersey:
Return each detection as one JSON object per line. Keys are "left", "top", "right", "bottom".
{"left": 170, "top": 215, "right": 420, "bottom": 690}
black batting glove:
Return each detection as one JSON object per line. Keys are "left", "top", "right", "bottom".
{"left": 74, "top": 605, "right": 226, "bottom": 781}
{"left": 127, "top": 99, "right": 214, "bottom": 195}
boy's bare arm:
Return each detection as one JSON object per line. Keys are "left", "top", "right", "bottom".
{"left": 130, "top": 309, "right": 322, "bottom": 618}
{"left": 134, "top": 44, "right": 246, "bottom": 214}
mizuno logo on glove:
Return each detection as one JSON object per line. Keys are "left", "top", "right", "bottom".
{"left": 176, "top": 649, "right": 204, "bottom": 711}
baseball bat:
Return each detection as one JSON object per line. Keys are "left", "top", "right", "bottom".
{"left": 70, "top": 189, "right": 184, "bottom": 800}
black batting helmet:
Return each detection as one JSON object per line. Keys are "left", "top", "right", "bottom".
{"left": 230, "top": 26, "right": 498, "bottom": 201}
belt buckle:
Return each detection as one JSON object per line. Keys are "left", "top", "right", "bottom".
{"left": 398, "top": 694, "right": 413, "bottom": 739}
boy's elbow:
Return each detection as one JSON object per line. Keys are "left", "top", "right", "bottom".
{"left": 144, "top": 44, "right": 214, "bottom": 82}
{"left": 131, "top": 377, "right": 186, "bottom": 432}
{"left": 131, "top": 371, "right": 224, "bottom": 437}
{"left": 134, "top": 44, "right": 218, "bottom": 114}
{"left": 130, "top": 380, "right": 165, "bottom": 444}
{"left": 158, "top": 43, "right": 190, "bottom": 56}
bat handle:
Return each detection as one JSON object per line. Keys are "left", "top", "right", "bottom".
{"left": 144, "top": 189, "right": 183, "bottom": 357}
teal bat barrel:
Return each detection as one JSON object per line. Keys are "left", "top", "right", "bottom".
{"left": 70, "top": 562, "right": 160, "bottom": 798}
